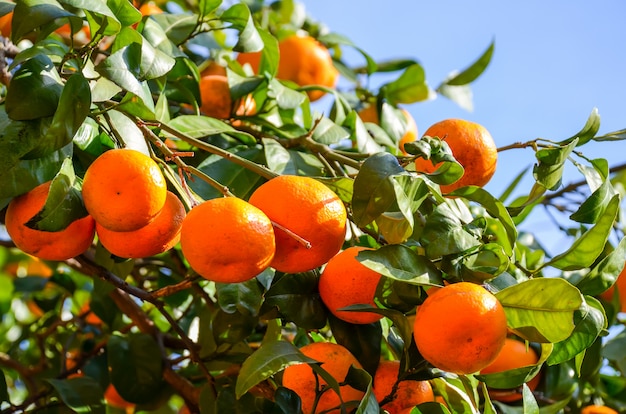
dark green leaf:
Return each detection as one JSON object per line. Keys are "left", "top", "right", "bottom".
{"left": 6, "top": 54, "right": 63, "bottom": 120}
{"left": 61, "top": 0, "right": 121, "bottom": 36}
{"left": 459, "top": 243, "right": 509, "bottom": 282}
{"left": 148, "top": 12, "right": 197, "bottom": 45}
{"left": 357, "top": 245, "right": 442, "bottom": 286}
{"left": 312, "top": 115, "right": 350, "bottom": 145}
{"left": 569, "top": 159, "right": 614, "bottom": 224}
{"left": 497, "top": 278, "right": 583, "bottom": 343}
{"left": 26, "top": 74, "right": 91, "bottom": 159}
{"left": 216, "top": 279, "right": 263, "bottom": 316}
{"left": 108, "top": 333, "right": 164, "bottom": 404}
{"left": 329, "top": 315, "right": 382, "bottom": 376}
{"left": 533, "top": 139, "right": 578, "bottom": 191}
{"left": 544, "top": 195, "right": 619, "bottom": 271}
{"left": 26, "top": 158, "right": 89, "bottom": 231}
{"left": 413, "top": 136, "right": 464, "bottom": 186}
{"left": 236, "top": 340, "right": 315, "bottom": 399}
{"left": 46, "top": 377, "right": 105, "bottom": 413}
{"left": 444, "top": 39, "right": 494, "bottom": 86}
{"left": 560, "top": 107, "right": 600, "bottom": 147}
{"left": 12, "top": 0, "right": 75, "bottom": 41}
{"left": 352, "top": 152, "right": 405, "bottom": 227}
{"left": 421, "top": 203, "right": 481, "bottom": 259}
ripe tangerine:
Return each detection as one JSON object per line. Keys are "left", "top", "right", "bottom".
{"left": 237, "top": 34, "right": 338, "bottom": 101}
{"left": 282, "top": 342, "right": 365, "bottom": 414}
{"left": 180, "top": 197, "right": 275, "bottom": 283}
{"left": 318, "top": 246, "right": 383, "bottom": 324}
{"left": 373, "top": 360, "right": 435, "bottom": 414}
{"left": 82, "top": 148, "right": 167, "bottom": 232}
{"left": 248, "top": 175, "right": 347, "bottom": 274}
{"left": 415, "top": 118, "right": 497, "bottom": 193}
{"left": 412, "top": 282, "right": 508, "bottom": 375}
{"left": 4, "top": 181, "right": 96, "bottom": 261}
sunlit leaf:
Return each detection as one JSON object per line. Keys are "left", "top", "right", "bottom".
{"left": 533, "top": 139, "right": 578, "bottom": 191}
{"left": 382, "top": 63, "right": 432, "bottom": 105}
{"left": 221, "top": 3, "right": 262, "bottom": 53}
{"left": 575, "top": 236, "right": 626, "bottom": 296}
{"left": 560, "top": 107, "right": 600, "bottom": 147}
{"left": 497, "top": 278, "right": 582, "bottom": 343}
{"left": 544, "top": 195, "right": 619, "bottom": 270}
{"left": 357, "top": 244, "right": 443, "bottom": 286}
{"left": 421, "top": 202, "right": 481, "bottom": 259}
{"left": 569, "top": 159, "right": 614, "bottom": 224}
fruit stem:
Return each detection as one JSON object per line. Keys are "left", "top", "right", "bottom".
{"left": 152, "top": 121, "right": 280, "bottom": 181}
{"left": 271, "top": 220, "right": 312, "bottom": 249}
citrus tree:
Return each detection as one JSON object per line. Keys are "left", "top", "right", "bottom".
{"left": 1, "top": 0, "right": 626, "bottom": 413}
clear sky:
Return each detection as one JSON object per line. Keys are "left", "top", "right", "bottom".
{"left": 303, "top": 0, "right": 626, "bottom": 253}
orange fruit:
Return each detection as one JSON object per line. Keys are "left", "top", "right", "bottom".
{"left": 414, "top": 119, "right": 497, "bottom": 193}
{"left": 373, "top": 360, "right": 435, "bottom": 414}
{"left": 581, "top": 406, "right": 619, "bottom": 414}
{"left": 5, "top": 182, "right": 96, "bottom": 261}
{"left": 413, "top": 282, "right": 508, "bottom": 375}
{"left": 137, "top": 1, "right": 163, "bottom": 15}
{"left": 480, "top": 337, "right": 541, "bottom": 402}
{"left": 4, "top": 255, "right": 53, "bottom": 278}
{"left": 318, "top": 246, "right": 383, "bottom": 324}
{"left": 358, "top": 105, "right": 418, "bottom": 155}
{"left": 200, "top": 61, "right": 228, "bottom": 77}
{"left": 282, "top": 342, "right": 365, "bottom": 413}
{"left": 82, "top": 148, "right": 167, "bottom": 232}
{"left": 198, "top": 75, "right": 256, "bottom": 120}
{"left": 79, "top": 300, "right": 103, "bottom": 326}
{"left": 180, "top": 197, "right": 275, "bottom": 283}
{"left": 96, "top": 191, "right": 185, "bottom": 259}
{"left": 64, "top": 349, "right": 83, "bottom": 379}
{"left": 237, "top": 34, "right": 338, "bottom": 101}
{"left": 55, "top": 22, "right": 91, "bottom": 44}
{"left": 0, "top": 11, "right": 12, "bottom": 38}
{"left": 104, "top": 383, "right": 135, "bottom": 410}
{"left": 599, "top": 264, "right": 626, "bottom": 313}
{"left": 248, "top": 175, "right": 347, "bottom": 274}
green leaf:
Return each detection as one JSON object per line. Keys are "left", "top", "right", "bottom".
{"left": 421, "top": 202, "right": 481, "bottom": 259}
{"left": 148, "top": 12, "right": 197, "bottom": 45}
{"left": 27, "top": 73, "right": 91, "bottom": 159}
{"left": 12, "top": 0, "right": 75, "bottom": 41}
{"left": 569, "top": 159, "right": 614, "bottom": 224}
{"left": 357, "top": 245, "right": 442, "bottom": 286}
{"left": 261, "top": 272, "right": 328, "bottom": 330}
{"left": 412, "top": 135, "right": 464, "bottom": 186}
{"left": 575, "top": 236, "right": 626, "bottom": 296}
{"left": 533, "top": 139, "right": 578, "bottom": 191}
{"left": 450, "top": 186, "right": 517, "bottom": 255}
{"left": 268, "top": 78, "right": 306, "bottom": 109}
{"left": 544, "top": 195, "right": 619, "bottom": 271}
{"left": 26, "top": 158, "right": 88, "bottom": 231}
{"left": 95, "top": 43, "right": 153, "bottom": 108}
{"left": 547, "top": 296, "right": 607, "bottom": 366}
{"left": 190, "top": 146, "right": 264, "bottom": 200}
{"left": 560, "top": 107, "right": 601, "bottom": 147}
{"left": 61, "top": 0, "right": 121, "bottom": 36}
{"left": 141, "top": 17, "right": 185, "bottom": 59}
{"left": 352, "top": 152, "right": 406, "bottom": 227}
{"left": 221, "top": 3, "right": 263, "bottom": 53}
{"left": 497, "top": 278, "right": 583, "bottom": 343}
{"left": 199, "top": 0, "right": 222, "bottom": 17}
{"left": 108, "top": 333, "right": 164, "bottom": 404}
{"left": 103, "top": 0, "right": 141, "bottom": 27}
{"left": 5, "top": 53, "right": 63, "bottom": 121}
{"left": 459, "top": 243, "right": 509, "bottom": 283}
{"left": 475, "top": 344, "right": 547, "bottom": 390}
{"left": 382, "top": 63, "right": 432, "bottom": 105}
{"left": 166, "top": 115, "right": 255, "bottom": 144}
{"left": 312, "top": 115, "right": 351, "bottom": 145}
{"left": 236, "top": 340, "right": 315, "bottom": 399}
{"left": 262, "top": 138, "right": 325, "bottom": 176}
{"left": 444, "top": 39, "right": 495, "bottom": 86}
{"left": 46, "top": 377, "right": 105, "bottom": 413}
{"left": 436, "top": 83, "right": 474, "bottom": 112}
{"left": 216, "top": 279, "right": 263, "bottom": 316}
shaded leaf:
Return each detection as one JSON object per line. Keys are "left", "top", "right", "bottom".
{"left": 421, "top": 202, "right": 481, "bottom": 258}
{"left": 357, "top": 245, "right": 442, "bottom": 286}
{"left": 575, "top": 236, "right": 626, "bottom": 296}
{"left": 569, "top": 159, "right": 614, "bottom": 224}
{"left": 236, "top": 340, "right": 316, "bottom": 399}
{"left": 46, "top": 377, "right": 105, "bottom": 414}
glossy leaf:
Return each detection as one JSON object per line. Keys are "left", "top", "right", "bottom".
{"left": 108, "top": 333, "right": 164, "bottom": 404}
{"left": 61, "top": 0, "right": 121, "bottom": 36}
{"left": 444, "top": 39, "right": 495, "bottom": 86}
{"left": 166, "top": 115, "right": 255, "bottom": 143}
{"left": 431, "top": 377, "right": 480, "bottom": 414}
{"left": 460, "top": 243, "right": 509, "bottom": 282}
{"left": 352, "top": 152, "right": 405, "bottom": 227}
{"left": 27, "top": 73, "right": 91, "bottom": 159}
{"left": 476, "top": 344, "right": 547, "bottom": 390}
{"left": 560, "top": 107, "right": 600, "bottom": 147}
{"left": 312, "top": 115, "right": 351, "bottom": 145}
{"left": 236, "top": 340, "right": 315, "bottom": 399}
{"left": 382, "top": 63, "right": 432, "bottom": 104}
{"left": 262, "top": 138, "right": 325, "bottom": 176}
{"left": 46, "top": 377, "right": 105, "bottom": 413}
{"left": 357, "top": 245, "right": 442, "bottom": 286}
{"left": 5, "top": 53, "right": 63, "bottom": 121}
{"left": 199, "top": 0, "right": 222, "bottom": 17}
{"left": 569, "top": 159, "right": 614, "bottom": 224}
{"left": 421, "top": 202, "right": 481, "bottom": 259}
{"left": 268, "top": 78, "right": 306, "bottom": 109}
{"left": 12, "top": 0, "right": 76, "bottom": 41}
{"left": 575, "top": 236, "right": 626, "bottom": 296}
{"left": 221, "top": 3, "right": 263, "bottom": 53}
{"left": 412, "top": 135, "right": 464, "bottom": 186}
{"left": 216, "top": 279, "right": 263, "bottom": 316}
{"left": 149, "top": 12, "right": 197, "bottom": 45}
{"left": 26, "top": 158, "right": 88, "bottom": 231}
{"left": 497, "top": 278, "right": 582, "bottom": 343}
{"left": 547, "top": 296, "right": 607, "bottom": 366}
{"left": 533, "top": 139, "right": 578, "bottom": 191}
{"left": 544, "top": 195, "right": 619, "bottom": 271}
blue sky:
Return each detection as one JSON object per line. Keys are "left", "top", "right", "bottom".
{"left": 304, "top": 0, "right": 626, "bottom": 253}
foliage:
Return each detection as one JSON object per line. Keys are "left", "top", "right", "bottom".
{"left": 0, "top": 0, "right": 626, "bottom": 413}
